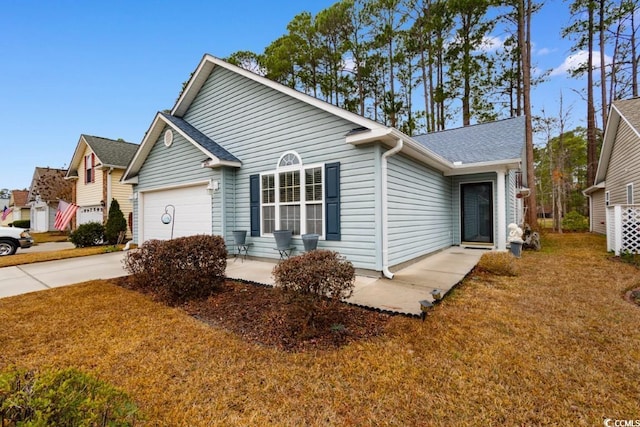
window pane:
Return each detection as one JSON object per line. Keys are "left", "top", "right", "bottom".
{"left": 279, "top": 153, "right": 300, "bottom": 167}
{"left": 262, "top": 175, "right": 275, "bottom": 204}
{"left": 306, "top": 204, "right": 323, "bottom": 235}
{"left": 262, "top": 206, "right": 275, "bottom": 234}
{"left": 305, "top": 167, "right": 322, "bottom": 201}
{"left": 279, "top": 205, "right": 300, "bottom": 235}
{"left": 279, "top": 171, "right": 300, "bottom": 203}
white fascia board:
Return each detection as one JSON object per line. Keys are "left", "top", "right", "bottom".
{"left": 162, "top": 116, "right": 236, "bottom": 166}
{"left": 583, "top": 182, "right": 605, "bottom": 195}
{"left": 122, "top": 113, "right": 164, "bottom": 182}
{"left": 202, "top": 159, "right": 242, "bottom": 168}
{"left": 444, "top": 158, "right": 521, "bottom": 176}
{"left": 65, "top": 135, "right": 89, "bottom": 179}
{"left": 347, "top": 127, "right": 453, "bottom": 172}
{"left": 121, "top": 176, "right": 138, "bottom": 185}
{"left": 595, "top": 105, "right": 621, "bottom": 184}
{"left": 174, "top": 54, "right": 382, "bottom": 130}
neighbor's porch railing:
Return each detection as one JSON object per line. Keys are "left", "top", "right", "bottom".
{"left": 606, "top": 205, "right": 640, "bottom": 255}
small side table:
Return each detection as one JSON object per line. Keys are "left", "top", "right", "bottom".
{"left": 234, "top": 243, "right": 252, "bottom": 263}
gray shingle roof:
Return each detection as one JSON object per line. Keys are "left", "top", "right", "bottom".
{"left": 412, "top": 116, "right": 525, "bottom": 164}
{"left": 613, "top": 97, "right": 640, "bottom": 131}
{"left": 82, "top": 135, "right": 139, "bottom": 168}
{"left": 160, "top": 112, "right": 240, "bottom": 163}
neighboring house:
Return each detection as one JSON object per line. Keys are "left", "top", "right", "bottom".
{"left": 65, "top": 135, "right": 138, "bottom": 231}
{"left": 122, "top": 54, "right": 527, "bottom": 276}
{"left": 0, "top": 190, "right": 30, "bottom": 226}
{"left": 584, "top": 98, "right": 640, "bottom": 254}
{"left": 27, "top": 167, "right": 73, "bottom": 232}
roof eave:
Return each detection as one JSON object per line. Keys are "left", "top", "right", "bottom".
{"left": 443, "top": 158, "right": 521, "bottom": 176}
{"left": 202, "top": 159, "right": 242, "bottom": 168}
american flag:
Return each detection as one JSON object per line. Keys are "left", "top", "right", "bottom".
{"left": 54, "top": 200, "right": 79, "bottom": 231}
{"left": 1, "top": 206, "right": 11, "bottom": 221}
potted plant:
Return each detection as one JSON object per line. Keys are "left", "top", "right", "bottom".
{"left": 273, "top": 229, "right": 292, "bottom": 249}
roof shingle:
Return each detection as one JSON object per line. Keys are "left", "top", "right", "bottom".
{"left": 412, "top": 116, "right": 525, "bottom": 164}
{"left": 82, "top": 135, "right": 139, "bottom": 168}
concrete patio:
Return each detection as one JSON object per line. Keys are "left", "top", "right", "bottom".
{"left": 227, "top": 247, "right": 485, "bottom": 316}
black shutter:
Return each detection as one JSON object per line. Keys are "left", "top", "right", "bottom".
{"left": 250, "top": 174, "right": 260, "bottom": 237}
{"left": 325, "top": 162, "right": 340, "bottom": 241}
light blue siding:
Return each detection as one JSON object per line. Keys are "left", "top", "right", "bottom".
{"left": 387, "top": 153, "right": 453, "bottom": 266}
{"left": 132, "top": 128, "right": 217, "bottom": 243}
{"left": 181, "top": 66, "right": 379, "bottom": 269}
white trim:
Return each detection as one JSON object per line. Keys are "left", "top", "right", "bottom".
{"left": 605, "top": 190, "right": 610, "bottom": 206}
{"left": 459, "top": 180, "right": 496, "bottom": 247}
{"left": 496, "top": 171, "right": 506, "bottom": 251}
{"left": 259, "top": 154, "right": 325, "bottom": 238}
{"left": 627, "top": 183, "right": 634, "bottom": 204}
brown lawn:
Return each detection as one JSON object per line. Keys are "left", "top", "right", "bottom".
{"left": 1, "top": 233, "right": 639, "bottom": 426}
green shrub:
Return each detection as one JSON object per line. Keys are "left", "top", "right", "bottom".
{"left": 273, "top": 250, "right": 355, "bottom": 335}
{"left": 124, "top": 235, "right": 227, "bottom": 305}
{"left": 105, "top": 199, "right": 128, "bottom": 245}
{"left": 0, "top": 367, "right": 141, "bottom": 426}
{"left": 69, "top": 222, "right": 105, "bottom": 247}
{"left": 477, "top": 251, "right": 518, "bottom": 276}
{"left": 562, "top": 210, "right": 589, "bottom": 232}
{"left": 12, "top": 220, "right": 30, "bottom": 229}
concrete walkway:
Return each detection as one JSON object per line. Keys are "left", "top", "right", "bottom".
{"left": 0, "top": 247, "right": 485, "bottom": 316}
{"left": 226, "top": 247, "right": 485, "bottom": 316}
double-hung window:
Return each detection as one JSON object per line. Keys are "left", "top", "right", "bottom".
{"left": 85, "top": 154, "right": 94, "bottom": 184}
{"left": 260, "top": 152, "right": 323, "bottom": 237}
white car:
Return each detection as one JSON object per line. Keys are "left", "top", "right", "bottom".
{"left": 0, "top": 226, "right": 34, "bottom": 256}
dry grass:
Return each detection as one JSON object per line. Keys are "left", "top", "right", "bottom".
{"left": 31, "top": 231, "right": 70, "bottom": 243}
{"left": 0, "top": 246, "right": 123, "bottom": 268}
{"left": 1, "top": 233, "right": 639, "bottom": 425}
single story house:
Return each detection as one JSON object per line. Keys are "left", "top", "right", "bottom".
{"left": 584, "top": 98, "right": 640, "bottom": 254}
{"left": 122, "top": 54, "right": 527, "bottom": 277}
{"left": 27, "top": 167, "right": 73, "bottom": 232}
{"left": 65, "top": 135, "right": 138, "bottom": 231}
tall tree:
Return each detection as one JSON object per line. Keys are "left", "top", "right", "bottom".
{"left": 366, "top": 0, "right": 409, "bottom": 127}
{"left": 446, "top": 0, "right": 496, "bottom": 126}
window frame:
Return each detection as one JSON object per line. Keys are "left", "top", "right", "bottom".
{"left": 626, "top": 183, "right": 634, "bottom": 205}
{"left": 605, "top": 190, "right": 610, "bottom": 206}
{"left": 259, "top": 151, "right": 325, "bottom": 238}
{"left": 84, "top": 154, "right": 94, "bottom": 184}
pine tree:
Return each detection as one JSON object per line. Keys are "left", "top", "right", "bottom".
{"left": 105, "top": 199, "right": 127, "bottom": 245}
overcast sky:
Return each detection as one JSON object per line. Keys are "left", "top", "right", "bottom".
{"left": 1, "top": 0, "right": 591, "bottom": 191}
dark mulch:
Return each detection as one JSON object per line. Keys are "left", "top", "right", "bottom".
{"left": 114, "top": 277, "right": 392, "bottom": 352}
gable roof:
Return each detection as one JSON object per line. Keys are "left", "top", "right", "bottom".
{"left": 124, "top": 54, "right": 524, "bottom": 182}
{"left": 413, "top": 116, "right": 525, "bottom": 164}
{"left": 28, "top": 167, "right": 72, "bottom": 203}
{"left": 122, "top": 111, "right": 242, "bottom": 182}
{"left": 66, "top": 135, "right": 138, "bottom": 179}
{"left": 10, "top": 190, "right": 29, "bottom": 207}
{"left": 594, "top": 97, "right": 640, "bottom": 185}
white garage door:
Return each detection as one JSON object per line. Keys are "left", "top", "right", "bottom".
{"left": 141, "top": 184, "right": 212, "bottom": 242}
{"left": 33, "top": 208, "right": 47, "bottom": 232}
{"left": 77, "top": 206, "right": 104, "bottom": 225}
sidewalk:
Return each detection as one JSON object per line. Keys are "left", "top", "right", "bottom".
{"left": 0, "top": 247, "right": 484, "bottom": 316}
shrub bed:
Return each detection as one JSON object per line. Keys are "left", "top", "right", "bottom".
{"left": 69, "top": 222, "right": 105, "bottom": 247}
{"left": 124, "top": 235, "right": 227, "bottom": 305}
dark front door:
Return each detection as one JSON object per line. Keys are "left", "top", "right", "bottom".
{"left": 461, "top": 182, "right": 494, "bottom": 244}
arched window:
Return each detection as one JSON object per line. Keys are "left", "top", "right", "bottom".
{"left": 260, "top": 151, "right": 323, "bottom": 236}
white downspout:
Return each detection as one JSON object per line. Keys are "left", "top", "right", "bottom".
{"left": 381, "top": 138, "right": 404, "bottom": 279}
{"left": 106, "top": 167, "right": 113, "bottom": 215}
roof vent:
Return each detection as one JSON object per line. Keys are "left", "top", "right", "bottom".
{"left": 164, "top": 129, "right": 173, "bottom": 147}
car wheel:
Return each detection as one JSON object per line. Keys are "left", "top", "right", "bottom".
{"left": 0, "top": 239, "right": 17, "bottom": 256}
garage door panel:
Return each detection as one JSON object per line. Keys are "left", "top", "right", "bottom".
{"left": 142, "top": 185, "right": 212, "bottom": 242}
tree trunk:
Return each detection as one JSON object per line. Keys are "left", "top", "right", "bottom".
{"left": 587, "top": 4, "right": 598, "bottom": 187}
{"left": 521, "top": 0, "right": 538, "bottom": 227}
{"left": 599, "top": 0, "right": 607, "bottom": 128}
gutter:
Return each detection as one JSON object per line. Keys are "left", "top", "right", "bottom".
{"left": 381, "top": 138, "right": 404, "bottom": 279}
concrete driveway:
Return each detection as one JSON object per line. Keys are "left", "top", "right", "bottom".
{"left": 0, "top": 252, "right": 128, "bottom": 298}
